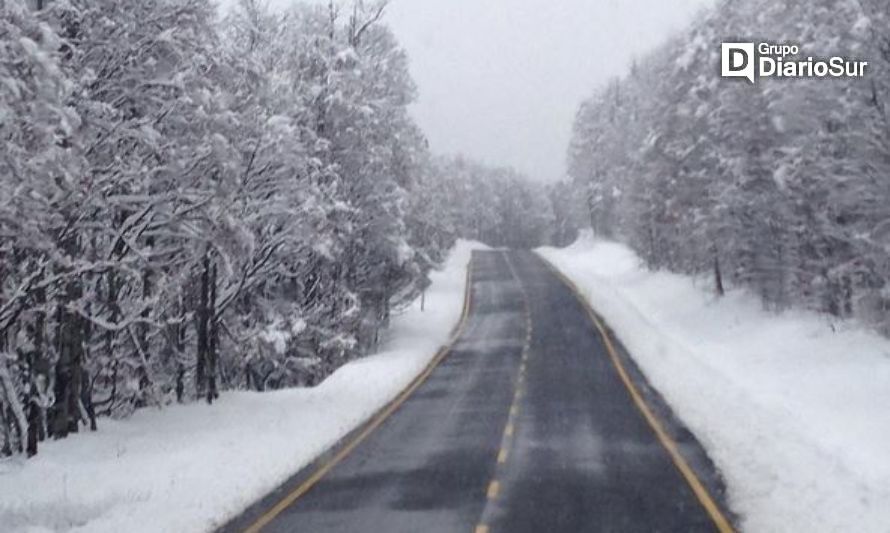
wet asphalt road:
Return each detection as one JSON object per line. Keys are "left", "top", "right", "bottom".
{"left": 224, "top": 250, "right": 731, "bottom": 533}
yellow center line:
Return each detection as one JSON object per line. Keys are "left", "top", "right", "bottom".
{"left": 497, "top": 448, "right": 509, "bottom": 464}
{"left": 477, "top": 252, "right": 533, "bottom": 530}
{"left": 487, "top": 480, "right": 500, "bottom": 499}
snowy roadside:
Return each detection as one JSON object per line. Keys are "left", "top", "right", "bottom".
{"left": 538, "top": 235, "right": 890, "bottom": 533}
{"left": 0, "top": 240, "right": 486, "bottom": 533}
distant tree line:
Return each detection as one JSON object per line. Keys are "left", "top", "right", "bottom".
{"left": 410, "top": 156, "right": 570, "bottom": 251}
{"left": 567, "top": 0, "right": 890, "bottom": 328}
{"left": 0, "top": 0, "right": 567, "bottom": 457}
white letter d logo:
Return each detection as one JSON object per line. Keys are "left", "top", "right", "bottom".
{"left": 722, "top": 43, "right": 755, "bottom": 84}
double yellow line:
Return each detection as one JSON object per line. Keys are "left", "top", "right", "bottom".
{"left": 243, "top": 252, "right": 734, "bottom": 533}
{"left": 242, "top": 261, "right": 475, "bottom": 533}
{"left": 538, "top": 255, "right": 735, "bottom": 533}
{"left": 475, "top": 252, "right": 533, "bottom": 533}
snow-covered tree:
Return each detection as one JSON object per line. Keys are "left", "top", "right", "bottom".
{"left": 0, "top": 0, "right": 560, "bottom": 458}
{"left": 566, "top": 0, "right": 890, "bottom": 328}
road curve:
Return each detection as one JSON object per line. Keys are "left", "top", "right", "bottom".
{"left": 221, "top": 250, "right": 734, "bottom": 533}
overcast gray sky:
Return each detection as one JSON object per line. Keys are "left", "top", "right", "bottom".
{"left": 220, "top": 0, "right": 713, "bottom": 181}
{"left": 385, "top": 0, "right": 714, "bottom": 181}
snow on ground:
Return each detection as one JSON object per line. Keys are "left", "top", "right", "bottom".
{"left": 0, "top": 240, "right": 487, "bottom": 533}
{"left": 538, "top": 233, "right": 890, "bottom": 533}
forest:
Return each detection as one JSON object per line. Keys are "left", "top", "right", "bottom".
{"left": 568, "top": 0, "right": 890, "bottom": 330}
{"left": 0, "top": 0, "right": 566, "bottom": 457}
{"left": 8, "top": 0, "right": 886, "bottom": 464}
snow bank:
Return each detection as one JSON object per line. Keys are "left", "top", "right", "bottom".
{"left": 538, "top": 234, "right": 890, "bottom": 533}
{"left": 0, "top": 240, "right": 487, "bottom": 533}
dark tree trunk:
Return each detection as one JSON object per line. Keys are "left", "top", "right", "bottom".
{"left": 1, "top": 407, "right": 15, "bottom": 456}
{"left": 50, "top": 229, "right": 86, "bottom": 438}
{"left": 26, "top": 382, "right": 40, "bottom": 457}
{"left": 175, "top": 364, "right": 185, "bottom": 403}
{"left": 51, "top": 303, "right": 84, "bottom": 438}
{"left": 714, "top": 254, "right": 725, "bottom": 297}
{"left": 25, "top": 287, "right": 49, "bottom": 455}
{"left": 206, "top": 262, "right": 219, "bottom": 404}
{"left": 195, "top": 253, "right": 210, "bottom": 399}
{"left": 137, "top": 236, "right": 155, "bottom": 380}
{"left": 173, "top": 297, "right": 185, "bottom": 403}
{"left": 842, "top": 275, "right": 853, "bottom": 317}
